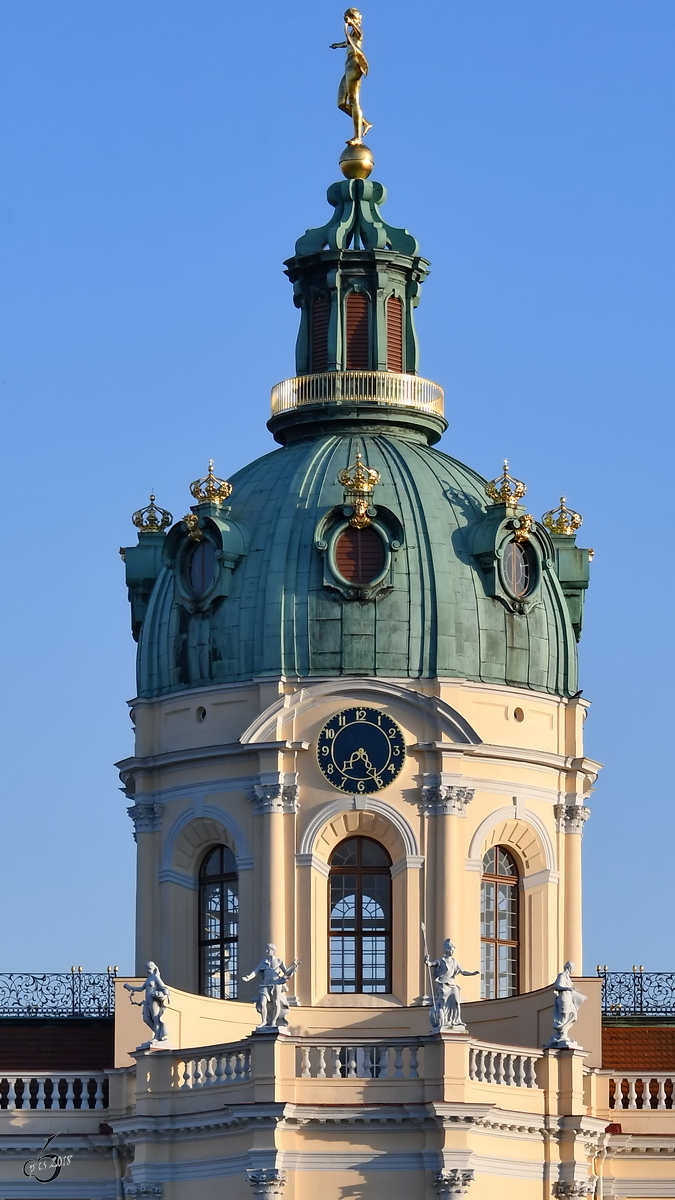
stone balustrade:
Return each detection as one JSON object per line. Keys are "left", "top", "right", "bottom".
{"left": 608, "top": 1072, "right": 674, "bottom": 1111}
{"left": 469, "top": 1045, "right": 539, "bottom": 1088}
{"left": 177, "top": 1045, "right": 252, "bottom": 1089}
{"left": 0, "top": 1073, "right": 108, "bottom": 1110}
{"left": 297, "top": 1040, "right": 422, "bottom": 1080}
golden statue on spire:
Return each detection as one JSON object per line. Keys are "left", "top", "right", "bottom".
{"left": 330, "top": 9, "right": 374, "bottom": 180}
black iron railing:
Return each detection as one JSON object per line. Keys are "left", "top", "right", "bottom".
{"left": 598, "top": 967, "right": 675, "bottom": 1017}
{"left": 0, "top": 969, "right": 117, "bottom": 1017}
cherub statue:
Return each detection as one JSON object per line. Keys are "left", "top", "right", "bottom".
{"left": 330, "top": 8, "right": 372, "bottom": 145}
{"left": 425, "top": 937, "right": 479, "bottom": 1032}
{"left": 124, "top": 961, "right": 171, "bottom": 1048}
{"left": 242, "top": 943, "right": 300, "bottom": 1031}
{"left": 545, "top": 962, "right": 587, "bottom": 1049}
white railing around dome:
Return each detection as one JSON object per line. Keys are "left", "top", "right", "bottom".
{"left": 270, "top": 370, "right": 445, "bottom": 417}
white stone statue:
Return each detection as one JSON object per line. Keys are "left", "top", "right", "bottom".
{"left": 425, "top": 936, "right": 479, "bottom": 1032}
{"left": 242, "top": 943, "right": 300, "bottom": 1031}
{"left": 124, "top": 961, "right": 171, "bottom": 1048}
{"left": 545, "top": 962, "right": 587, "bottom": 1049}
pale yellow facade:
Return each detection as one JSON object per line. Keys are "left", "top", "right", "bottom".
{"left": 3, "top": 675, "right": 674, "bottom": 1197}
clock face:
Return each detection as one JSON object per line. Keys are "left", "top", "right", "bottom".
{"left": 316, "top": 707, "right": 406, "bottom": 795}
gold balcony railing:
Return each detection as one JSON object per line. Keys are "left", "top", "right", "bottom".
{"left": 270, "top": 370, "right": 445, "bottom": 418}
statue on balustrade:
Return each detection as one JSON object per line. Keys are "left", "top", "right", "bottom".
{"left": 425, "top": 936, "right": 479, "bottom": 1033}
{"left": 545, "top": 962, "right": 587, "bottom": 1049}
{"left": 242, "top": 943, "right": 300, "bottom": 1032}
{"left": 124, "top": 961, "right": 171, "bottom": 1049}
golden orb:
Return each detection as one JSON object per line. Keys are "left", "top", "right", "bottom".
{"left": 339, "top": 142, "right": 374, "bottom": 180}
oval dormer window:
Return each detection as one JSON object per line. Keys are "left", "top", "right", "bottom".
{"left": 502, "top": 539, "right": 532, "bottom": 597}
{"left": 335, "top": 527, "right": 385, "bottom": 585}
{"left": 188, "top": 539, "right": 217, "bottom": 596}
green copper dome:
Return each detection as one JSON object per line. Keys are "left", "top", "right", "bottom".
{"left": 122, "top": 178, "right": 590, "bottom": 698}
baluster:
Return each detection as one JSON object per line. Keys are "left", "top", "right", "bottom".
{"left": 476, "top": 1050, "right": 486, "bottom": 1082}
{"left": 331, "top": 1047, "right": 342, "bottom": 1079}
{"left": 485, "top": 1052, "right": 494, "bottom": 1084}
{"left": 300, "top": 1047, "right": 312, "bottom": 1078}
{"left": 409, "top": 1046, "right": 419, "bottom": 1080}
{"left": 524, "top": 1058, "right": 536, "bottom": 1089}
{"left": 394, "top": 1047, "right": 404, "bottom": 1079}
{"left": 514, "top": 1056, "right": 525, "bottom": 1088}
{"left": 316, "top": 1047, "right": 327, "bottom": 1078}
{"left": 347, "top": 1048, "right": 357, "bottom": 1079}
{"left": 628, "top": 1077, "right": 638, "bottom": 1109}
{"left": 469, "top": 1048, "right": 476, "bottom": 1080}
{"left": 494, "top": 1053, "right": 503, "bottom": 1085}
{"left": 52, "top": 1078, "right": 62, "bottom": 1109}
{"left": 32, "top": 1078, "right": 44, "bottom": 1110}
{"left": 377, "top": 1046, "right": 389, "bottom": 1078}
{"left": 224, "top": 1053, "right": 234, "bottom": 1084}
{"left": 204, "top": 1057, "right": 216, "bottom": 1087}
{"left": 235, "top": 1051, "right": 247, "bottom": 1080}
{"left": 657, "top": 1077, "right": 667, "bottom": 1109}
{"left": 504, "top": 1055, "right": 515, "bottom": 1087}
{"left": 80, "top": 1078, "right": 91, "bottom": 1110}
{"left": 94, "top": 1076, "right": 104, "bottom": 1109}
{"left": 6, "top": 1079, "right": 16, "bottom": 1110}
{"left": 195, "top": 1059, "right": 207, "bottom": 1089}
{"left": 362, "top": 1047, "right": 372, "bottom": 1078}
{"left": 63, "top": 1077, "right": 75, "bottom": 1110}
{"left": 214, "top": 1054, "right": 226, "bottom": 1087}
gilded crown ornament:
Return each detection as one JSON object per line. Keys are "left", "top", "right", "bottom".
{"left": 485, "top": 459, "right": 527, "bottom": 507}
{"left": 543, "top": 496, "right": 583, "bottom": 536}
{"left": 189, "top": 459, "right": 233, "bottom": 506}
{"left": 131, "top": 494, "right": 172, "bottom": 534}
{"left": 338, "top": 449, "right": 381, "bottom": 529}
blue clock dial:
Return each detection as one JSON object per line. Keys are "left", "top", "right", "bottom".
{"left": 316, "top": 707, "right": 406, "bottom": 795}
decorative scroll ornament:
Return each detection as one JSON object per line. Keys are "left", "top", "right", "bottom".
{"left": 419, "top": 785, "right": 474, "bottom": 817}
{"left": 247, "top": 784, "right": 299, "bottom": 815}
{"left": 485, "top": 459, "right": 527, "bottom": 507}
{"left": 132, "top": 494, "right": 172, "bottom": 534}
{"left": 552, "top": 1184, "right": 594, "bottom": 1198}
{"left": 543, "top": 496, "right": 583, "bottom": 536}
{"left": 338, "top": 449, "right": 381, "bottom": 528}
{"left": 513, "top": 512, "right": 534, "bottom": 543}
{"left": 0, "top": 971, "right": 116, "bottom": 1017}
{"left": 182, "top": 511, "right": 203, "bottom": 542}
{"left": 189, "top": 459, "right": 233, "bottom": 505}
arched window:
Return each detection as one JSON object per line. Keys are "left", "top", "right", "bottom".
{"left": 329, "top": 836, "right": 391, "bottom": 993}
{"left": 199, "top": 846, "right": 239, "bottom": 999}
{"left": 187, "top": 538, "right": 217, "bottom": 596}
{"left": 311, "top": 294, "right": 329, "bottom": 372}
{"left": 502, "top": 540, "right": 532, "bottom": 597}
{"left": 345, "top": 292, "right": 370, "bottom": 369}
{"left": 386, "top": 295, "right": 403, "bottom": 372}
{"left": 481, "top": 846, "right": 519, "bottom": 999}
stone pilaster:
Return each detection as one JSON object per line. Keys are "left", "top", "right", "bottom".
{"left": 554, "top": 804, "right": 591, "bottom": 835}
{"left": 435, "top": 1168, "right": 474, "bottom": 1198}
{"left": 247, "top": 784, "right": 299, "bottom": 815}
{"left": 126, "top": 801, "right": 161, "bottom": 839}
{"left": 418, "top": 785, "right": 474, "bottom": 816}
{"left": 246, "top": 1168, "right": 287, "bottom": 1198}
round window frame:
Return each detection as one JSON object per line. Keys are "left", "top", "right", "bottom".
{"left": 177, "top": 534, "right": 220, "bottom": 602}
{"left": 497, "top": 534, "right": 539, "bottom": 602}
{"left": 327, "top": 519, "right": 392, "bottom": 591}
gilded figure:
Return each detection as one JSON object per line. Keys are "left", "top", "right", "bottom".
{"left": 330, "top": 8, "right": 372, "bottom": 145}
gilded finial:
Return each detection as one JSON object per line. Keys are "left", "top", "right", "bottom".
{"left": 542, "top": 496, "right": 583, "bottom": 537}
{"left": 338, "top": 448, "right": 381, "bottom": 528}
{"left": 485, "top": 459, "right": 527, "bottom": 507}
{"left": 132, "top": 494, "right": 172, "bottom": 534}
{"left": 330, "top": 9, "right": 374, "bottom": 179}
{"left": 189, "top": 459, "right": 233, "bottom": 506}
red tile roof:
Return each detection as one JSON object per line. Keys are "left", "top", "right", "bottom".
{"left": 603, "top": 1027, "right": 675, "bottom": 1071}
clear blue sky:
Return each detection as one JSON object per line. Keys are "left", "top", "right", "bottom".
{"left": 0, "top": 0, "right": 673, "bottom": 975}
